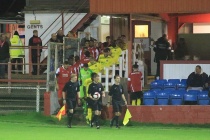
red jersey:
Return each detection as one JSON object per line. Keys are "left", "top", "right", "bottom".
{"left": 73, "top": 61, "right": 80, "bottom": 77}
{"left": 88, "top": 47, "right": 99, "bottom": 60}
{"left": 128, "top": 71, "right": 143, "bottom": 92}
{"left": 80, "top": 48, "right": 88, "bottom": 60}
{"left": 68, "top": 65, "right": 76, "bottom": 75}
{"left": 56, "top": 66, "right": 71, "bottom": 85}
{"left": 80, "top": 57, "right": 90, "bottom": 67}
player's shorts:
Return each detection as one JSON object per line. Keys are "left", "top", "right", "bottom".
{"left": 112, "top": 101, "right": 122, "bottom": 113}
{"left": 58, "top": 84, "right": 65, "bottom": 98}
{"left": 66, "top": 99, "right": 76, "bottom": 110}
{"left": 86, "top": 97, "right": 93, "bottom": 108}
{"left": 130, "top": 91, "right": 143, "bottom": 100}
{"left": 92, "top": 100, "right": 102, "bottom": 111}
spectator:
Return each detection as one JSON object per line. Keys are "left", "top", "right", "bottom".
{"left": 120, "top": 35, "right": 127, "bottom": 50}
{"left": 10, "top": 31, "right": 24, "bottom": 73}
{"left": 103, "top": 36, "right": 112, "bottom": 48}
{"left": 28, "top": 30, "right": 42, "bottom": 75}
{"left": 0, "top": 34, "right": 10, "bottom": 79}
{"left": 49, "top": 33, "right": 59, "bottom": 42}
{"left": 174, "top": 38, "right": 188, "bottom": 60}
{"left": 187, "top": 65, "right": 208, "bottom": 90}
{"left": 80, "top": 32, "right": 95, "bottom": 47}
{"left": 57, "top": 30, "right": 65, "bottom": 43}
{"left": 153, "top": 34, "right": 170, "bottom": 77}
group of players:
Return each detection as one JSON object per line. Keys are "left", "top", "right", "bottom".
{"left": 55, "top": 39, "right": 143, "bottom": 129}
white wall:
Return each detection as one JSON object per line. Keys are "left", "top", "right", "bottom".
{"left": 163, "top": 63, "right": 210, "bottom": 80}
{"left": 193, "top": 23, "right": 210, "bottom": 33}
{"left": 24, "top": 12, "right": 87, "bottom": 73}
{"left": 150, "top": 21, "right": 163, "bottom": 75}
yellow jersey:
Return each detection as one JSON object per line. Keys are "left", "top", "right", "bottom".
{"left": 98, "top": 55, "right": 114, "bottom": 68}
{"left": 109, "top": 46, "right": 122, "bottom": 64}
{"left": 88, "top": 62, "right": 102, "bottom": 73}
{"left": 84, "top": 78, "right": 93, "bottom": 96}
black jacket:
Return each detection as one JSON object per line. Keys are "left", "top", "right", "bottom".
{"left": 29, "top": 35, "right": 42, "bottom": 56}
{"left": 0, "top": 41, "right": 10, "bottom": 60}
{"left": 187, "top": 72, "right": 208, "bottom": 88}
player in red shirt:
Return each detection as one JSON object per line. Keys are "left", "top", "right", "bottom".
{"left": 128, "top": 64, "right": 143, "bottom": 106}
{"left": 89, "top": 40, "right": 99, "bottom": 60}
{"left": 72, "top": 56, "right": 80, "bottom": 78}
{"left": 80, "top": 51, "right": 91, "bottom": 67}
{"left": 55, "top": 61, "right": 71, "bottom": 108}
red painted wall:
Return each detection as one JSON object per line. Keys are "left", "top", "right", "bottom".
{"left": 104, "top": 105, "right": 210, "bottom": 124}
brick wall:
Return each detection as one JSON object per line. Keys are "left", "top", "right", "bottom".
{"left": 103, "top": 105, "right": 210, "bottom": 124}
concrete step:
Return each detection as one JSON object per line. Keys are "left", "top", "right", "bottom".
{"left": 0, "top": 105, "right": 44, "bottom": 111}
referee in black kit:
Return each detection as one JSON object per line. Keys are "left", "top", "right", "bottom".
{"left": 107, "top": 75, "right": 127, "bottom": 128}
{"left": 62, "top": 74, "right": 80, "bottom": 128}
{"left": 88, "top": 73, "right": 105, "bottom": 129}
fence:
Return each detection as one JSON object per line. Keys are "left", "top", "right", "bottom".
{"left": 0, "top": 85, "right": 46, "bottom": 112}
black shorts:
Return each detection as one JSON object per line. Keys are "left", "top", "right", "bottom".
{"left": 92, "top": 100, "right": 102, "bottom": 111}
{"left": 86, "top": 97, "right": 93, "bottom": 108}
{"left": 112, "top": 101, "right": 122, "bottom": 113}
{"left": 66, "top": 99, "right": 76, "bottom": 110}
{"left": 130, "top": 91, "right": 143, "bottom": 100}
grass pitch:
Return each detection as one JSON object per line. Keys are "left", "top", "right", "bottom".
{"left": 0, "top": 112, "right": 210, "bottom": 140}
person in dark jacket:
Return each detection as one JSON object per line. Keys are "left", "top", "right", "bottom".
{"left": 174, "top": 38, "right": 188, "bottom": 60}
{"left": 57, "top": 30, "right": 65, "bottom": 43}
{"left": 187, "top": 65, "right": 208, "bottom": 90}
{"left": 153, "top": 34, "right": 170, "bottom": 77}
{"left": 0, "top": 34, "right": 10, "bottom": 79}
{"left": 28, "top": 30, "right": 42, "bottom": 75}
{"left": 49, "top": 33, "right": 59, "bottom": 43}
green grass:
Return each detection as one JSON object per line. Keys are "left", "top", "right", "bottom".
{"left": 0, "top": 112, "right": 210, "bottom": 140}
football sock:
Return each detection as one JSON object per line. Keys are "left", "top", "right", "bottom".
{"left": 132, "top": 100, "right": 136, "bottom": 106}
{"left": 115, "top": 116, "right": 119, "bottom": 127}
{"left": 137, "top": 99, "right": 141, "bottom": 105}
{"left": 58, "top": 100, "right": 63, "bottom": 108}
{"left": 67, "top": 112, "right": 73, "bottom": 125}
{"left": 111, "top": 116, "right": 117, "bottom": 125}
{"left": 87, "top": 108, "right": 92, "bottom": 121}
{"left": 95, "top": 115, "right": 99, "bottom": 126}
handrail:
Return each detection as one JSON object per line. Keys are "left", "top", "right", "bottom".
{"left": 39, "top": 12, "right": 63, "bottom": 38}
{"left": 42, "top": 0, "right": 88, "bottom": 46}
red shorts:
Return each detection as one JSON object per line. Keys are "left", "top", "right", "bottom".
{"left": 58, "top": 84, "right": 65, "bottom": 99}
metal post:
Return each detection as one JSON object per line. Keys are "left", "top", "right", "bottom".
{"left": 125, "top": 50, "right": 129, "bottom": 78}
{"left": 119, "top": 57, "right": 123, "bottom": 77}
{"left": 7, "top": 61, "right": 11, "bottom": 94}
{"left": 36, "top": 85, "right": 40, "bottom": 112}
{"left": 105, "top": 67, "right": 109, "bottom": 92}
{"left": 112, "top": 64, "right": 115, "bottom": 84}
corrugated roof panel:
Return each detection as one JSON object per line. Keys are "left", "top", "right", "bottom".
{"left": 90, "top": 0, "right": 210, "bottom": 14}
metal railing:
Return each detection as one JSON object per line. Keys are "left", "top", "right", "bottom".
{"left": 0, "top": 85, "right": 46, "bottom": 112}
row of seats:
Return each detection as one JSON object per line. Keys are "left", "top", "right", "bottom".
{"left": 150, "top": 79, "right": 187, "bottom": 90}
{"left": 143, "top": 90, "right": 210, "bottom": 105}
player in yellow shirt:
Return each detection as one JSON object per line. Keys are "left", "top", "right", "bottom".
{"left": 83, "top": 78, "right": 93, "bottom": 124}
{"left": 98, "top": 48, "right": 115, "bottom": 68}
{"left": 88, "top": 57, "right": 103, "bottom": 74}
{"left": 109, "top": 40, "right": 122, "bottom": 64}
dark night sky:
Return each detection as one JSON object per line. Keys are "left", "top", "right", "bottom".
{"left": 0, "top": 0, "right": 25, "bottom": 16}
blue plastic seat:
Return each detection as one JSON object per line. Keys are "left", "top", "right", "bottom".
{"left": 156, "top": 90, "right": 170, "bottom": 105}
{"left": 198, "top": 91, "right": 210, "bottom": 105}
{"left": 143, "top": 90, "right": 156, "bottom": 105}
{"left": 184, "top": 90, "right": 200, "bottom": 102}
{"left": 181, "top": 79, "right": 187, "bottom": 83}
{"left": 164, "top": 79, "right": 180, "bottom": 90}
{"left": 170, "top": 90, "right": 186, "bottom": 105}
{"left": 150, "top": 79, "right": 167, "bottom": 90}
{"left": 177, "top": 79, "right": 187, "bottom": 90}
